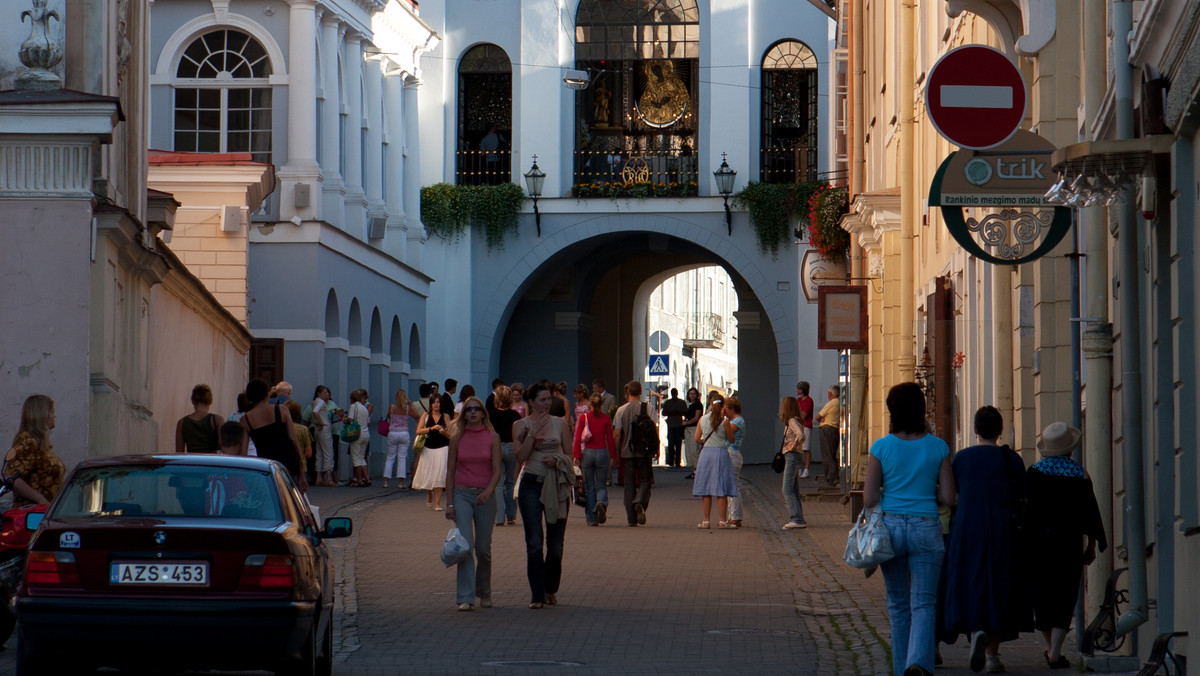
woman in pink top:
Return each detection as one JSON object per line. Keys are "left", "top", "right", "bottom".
{"left": 444, "top": 395, "right": 501, "bottom": 611}
{"left": 572, "top": 392, "right": 616, "bottom": 526}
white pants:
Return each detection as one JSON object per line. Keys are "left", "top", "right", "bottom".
{"left": 314, "top": 428, "right": 333, "bottom": 472}
{"left": 726, "top": 449, "right": 744, "bottom": 521}
{"left": 384, "top": 429, "right": 411, "bottom": 479}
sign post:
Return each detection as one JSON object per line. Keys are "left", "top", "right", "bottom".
{"left": 926, "top": 45, "right": 1027, "bottom": 150}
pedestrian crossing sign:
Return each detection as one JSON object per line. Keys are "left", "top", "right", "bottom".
{"left": 648, "top": 354, "right": 670, "bottom": 376}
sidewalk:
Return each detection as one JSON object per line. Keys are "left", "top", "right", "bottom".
{"left": 316, "top": 463, "right": 1124, "bottom": 675}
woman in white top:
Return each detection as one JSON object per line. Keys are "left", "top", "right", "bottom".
{"left": 383, "top": 389, "right": 418, "bottom": 488}
{"left": 514, "top": 382, "right": 572, "bottom": 608}
{"left": 345, "top": 388, "right": 372, "bottom": 487}
{"left": 311, "top": 386, "right": 334, "bottom": 486}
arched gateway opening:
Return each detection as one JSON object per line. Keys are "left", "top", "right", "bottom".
{"left": 478, "top": 220, "right": 789, "bottom": 463}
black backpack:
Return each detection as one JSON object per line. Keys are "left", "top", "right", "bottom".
{"left": 630, "top": 403, "right": 659, "bottom": 457}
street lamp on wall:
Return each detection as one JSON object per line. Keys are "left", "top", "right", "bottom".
{"left": 523, "top": 155, "right": 545, "bottom": 236}
{"left": 713, "top": 152, "right": 736, "bottom": 235}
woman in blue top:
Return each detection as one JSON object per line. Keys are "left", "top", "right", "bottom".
{"left": 864, "top": 382, "right": 956, "bottom": 676}
{"left": 722, "top": 397, "right": 746, "bottom": 528}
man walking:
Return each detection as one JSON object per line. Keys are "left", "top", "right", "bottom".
{"left": 816, "top": 384, "right": 841, "bottom": 486}
{"left": 660, "top": 388, "right": 687, "bottom": 468}
{"left": 796, "top": 381, "right": 815, "bottom": 478}
{"left": 593, "top": 378, "right": 616, "bottom": 415}
{"left": 441, "top": 379, "right": 458, "bottom": 419}
{"left": 613, "top": 381, "right": 656, "bottom": 526}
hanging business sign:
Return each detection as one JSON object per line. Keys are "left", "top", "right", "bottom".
{"left": 801, "top": 250, "right": 848, "bottom": 304}
{"left": 928, "top": 130, "right": 1071, "bottom": 265}
{"left": 817, "top": 286, "right": 868, "bottom": 351}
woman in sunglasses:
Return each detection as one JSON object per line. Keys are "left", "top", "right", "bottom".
{"left": 444, "top": 396, "right": 502, "bottom": 611}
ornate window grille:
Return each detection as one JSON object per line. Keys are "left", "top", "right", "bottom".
{"left": 761, "top": 40, "right": 818, "bottom": 184}
{"left": 456, "top": 44, "right": 512, "bottom": 185}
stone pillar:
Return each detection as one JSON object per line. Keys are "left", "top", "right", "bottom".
{"left": 384, "top": 68, "right": 408, "bottom": 260}
{"left": 403, "top": 76, "right": 425, "bottom": 268}
{"left": 342, "top": 32, "right": 366, "bottom": 238}
{"left": 279, "top": 0, "right": 320, "bottom": 222}
{"left": 361, "top": 48, "right": 386, "bottom": 236}
{"left": 319, "top": 12, "right": 344, "bottom": 226}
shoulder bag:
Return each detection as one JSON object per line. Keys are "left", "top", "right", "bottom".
{"left": 844, "top": 506, "right": 895, "bottom": 569}
{"left": 772, "top": 435, "right": 787, "bottom": 473}
{"left": 580, "top": 413, "right": 593, "bottom": 443}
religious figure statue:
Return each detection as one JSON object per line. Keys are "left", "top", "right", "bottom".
{"left": 593, "top": 79, "right": 613, "bottom": 126}
{"left": 635, "top": 60, "right": 689, "bottom": 128}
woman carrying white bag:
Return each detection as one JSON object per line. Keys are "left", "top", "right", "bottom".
{"left": 862, "top": 382, "right": 956, "bottom": 676}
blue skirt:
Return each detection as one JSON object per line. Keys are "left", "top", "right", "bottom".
{"left": 692, "top": 446, "right": 738, "bottom": 497}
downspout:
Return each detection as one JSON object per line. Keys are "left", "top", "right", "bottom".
{"left": 897, "top": 0, "right": 915, "bottom": 380}
{"left": 850, "top": 0, "right": 865, "bottom": 195}
{"left": 1111, "top": 0, "right": 1148, "bottom": 639}
{"left": 848, "top": 0, "right": 868, "bottom": 484}
{"left": 1080, "top": 0, "right": 1114, "bottom": 633}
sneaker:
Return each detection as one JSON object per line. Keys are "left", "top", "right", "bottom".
{"left": 985, "top": 654, "right": 1005, "bottom": 673}
{"left": 479, "top": 597, "right": 493, "bottom": 608}
{"left": 596, "top": 502, "right": 607, "bottom": 525}
{"left": 457, "top": 603, "right": 472, "bottom": 611}
{"left": 783, "top": 521, "right": 808, "bottom": 530}
{"left": 634, "top": 503, "right": 646, "bottom": 525}
{"left": 969, "top": 631, "right": 989, "bottom": 673}
{"left": 800, "top": 468, "right": 810, "bottom": 478}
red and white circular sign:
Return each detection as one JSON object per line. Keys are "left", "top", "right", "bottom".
{"left": 926, "top": 45, "right": 1027, "bottom": 150}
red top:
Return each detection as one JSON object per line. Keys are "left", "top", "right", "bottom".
{"left": 572, "top": 409, "right": 616, "bottom": 462}
{"left": 798, "top": 396, "right": 814, "bottom": 429}
{"left": 453, "top": 426, "right": 495, "bottom": 489}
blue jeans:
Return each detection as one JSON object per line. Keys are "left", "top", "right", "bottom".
{"left": 781, "top": 452, "right": 805, "bottom": 523}
{"left": 494, "top": 442, "right": 516, "bottom": 524}
{"left": 879, "top": 513, "right": 945, "bottom": 676}
{"left": 581, "top": 448, "right": 610, "bottom": 524}
{"left": 517, "top": 475, "right": 566, "bottom": 603}
{"left": 452, "top": 487, "right": 497, "bottom": 605}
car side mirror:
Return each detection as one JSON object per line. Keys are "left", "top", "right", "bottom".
{"left": 25, "top": 512, "right": 44, "bottom": 531}
{"left": 320, "top": 516, "right": 352, "bottom": 539}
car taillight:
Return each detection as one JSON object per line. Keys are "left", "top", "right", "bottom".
{"left": 25, "top": 551, "right": 80, "bottom": 585}
{"left": 239, "top": 554, "right": 294, "bottom": 588}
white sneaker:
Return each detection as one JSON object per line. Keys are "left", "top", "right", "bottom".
{"left": 799, "top": 468, "right": 810, "bottom": 478}
{"left": 782, "top": 521, "right": 808, "bottom": 529}
{"left": 985, "top": 654, "right": 1005, "bottom": 673}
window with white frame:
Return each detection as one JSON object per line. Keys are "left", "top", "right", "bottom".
{"left": 173, "top": 30, "right": 273, "bottom": 164}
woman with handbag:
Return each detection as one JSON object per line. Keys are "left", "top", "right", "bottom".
{"left": 344, "top": 389, "right": 372, "bottom": 487}
{"left": 412, "top": 394, "right": 451, "bottom": 510}
{"left": 573, "top": 392, "right": 616, "bottom": 526}
{"left": 692, "top": 395, "right": 737, "bottom": 529}
{"left": 443, "top": 395, "right": 502, "bottom": 611}
{"left": 778, "top": 396, "right": 808, "bottom": 530}
{"left": 383, "top": 389, "right": 417, "bottom": 489}
{"left": 489, "top": 386, "right": 522, "bottom": 526}
{"left": 864, "top": 382, "right": 956, "bottom": 676}
{"left": 942, "top": 406, "right": 1032, "bottom": 673}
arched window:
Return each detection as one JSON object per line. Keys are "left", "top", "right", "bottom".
{"left": 457, "top": 44, "right": 512, "bottom": 185}
{"left": 173, "top": 29, "right": 273, "bottom": 163}
{"left": 574, "top": 0, "right": 700, "bottom": 189}
{"left": 761, "top": 40, "right": 817, "bottom": 184}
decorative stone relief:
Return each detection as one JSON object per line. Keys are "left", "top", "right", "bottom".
{"left": 0, "top": 142, "right": 95, "bottom": 197}
{"left": 117, "top": 0, "right": 132, "bottom": 86}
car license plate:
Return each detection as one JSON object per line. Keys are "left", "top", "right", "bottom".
{"left": 110, "top": 561, "right": 209, "bottom": 586}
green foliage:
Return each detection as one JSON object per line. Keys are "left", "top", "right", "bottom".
{"left": 419, "top": 182, "right": 526, "bottom": 250}
{"left": 572, "top": 181, "right": 698, "bottom": 198}
{"left": 732, "top": 181, "right": 824, "bottom": 256}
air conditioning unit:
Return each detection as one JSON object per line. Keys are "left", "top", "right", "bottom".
{"left": 220, "top": 205, "right": 242, "bottom": 232}
{"left": 368, "top": 216, "right": 387, "bottom": 239}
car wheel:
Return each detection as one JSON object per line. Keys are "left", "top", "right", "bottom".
{"left": 0, "top": 595, "right": 15, "bottom": 647}
{"left": 15, "top": 625, "right": 46, "bottom": 676}
{"left": 276, "top": 623, "right": 317, "bottom": 676}
{"left": 316, "top": 614, "right": 334, "bottom": 676}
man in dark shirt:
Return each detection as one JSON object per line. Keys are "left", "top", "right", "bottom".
{"left": 485, "top": 377, "right": 505, "bottom": 416}
{"left": 441, "top": 379, "right": 457, "bottom": 419}
{"left": 660, "top": 388, "right": 688, "bottom": 468}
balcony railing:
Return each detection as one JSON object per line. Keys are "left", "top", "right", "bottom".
{"left": 573, "top": 150, "right": 699, "bottom": 194}
{"left": 760, "top": 146, "right": 817, "bottom": 184}
{"left": 683, "top": 312, "right": 724, "bottom": 349}
{"left": 456, "top": 149, "right": 512, "bottom": 186}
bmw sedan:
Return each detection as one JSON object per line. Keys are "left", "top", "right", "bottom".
{"left": 15, "top": 454, "right": 351, "bottom": 676}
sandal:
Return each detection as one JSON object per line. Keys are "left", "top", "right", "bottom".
{"left": 545, "top": 593, "right": 557, "bottom": 605}
{"left": 528, "top": 602, "right": 543, "bottom": 610}
{"left": 697, "top": 521, "right": 710, "bottom": 529}
{"left": 718, "top": 521, "right": 732, "bottom": 529}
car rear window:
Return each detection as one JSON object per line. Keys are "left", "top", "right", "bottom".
{"left": 51, "top": 465, "right": 283, "bottom": 521}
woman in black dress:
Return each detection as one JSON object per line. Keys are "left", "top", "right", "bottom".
{"left": 1026, "top": 422, "right": 1107, "bottom": 670}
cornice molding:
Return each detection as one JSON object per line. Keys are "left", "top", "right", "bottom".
{"left": 844, "top": 189, "right": 902, "bottom": 251}
{"left": 945, "top": 0, "right": 1054, "bottom": 56}
{"left": 0, "top": 140, "right": 96, "bottom": 198}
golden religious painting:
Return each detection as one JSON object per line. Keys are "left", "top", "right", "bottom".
{"left": 635, "top": 60, "right": 689, "bottom": 128}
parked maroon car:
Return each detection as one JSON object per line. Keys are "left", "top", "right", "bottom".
{"left": 15, "top": 454, "right": 351, "bottom": 676}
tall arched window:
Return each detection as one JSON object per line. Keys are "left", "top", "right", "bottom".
{"left": 457, "top": 44, "right": 512, "bottom": 185}
{"left": 574, "top": 0, "right": 699, "bottom": 189}
{"left": 173, "top": 29, "right": 273, "bottom": 163}
{"left": 761, "top": 40, "right": 817, "bottom": 183}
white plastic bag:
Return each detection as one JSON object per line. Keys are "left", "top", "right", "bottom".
{"left": 440, "top": 527, "right": 470, "bottom": 568}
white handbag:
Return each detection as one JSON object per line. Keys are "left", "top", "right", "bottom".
{"left": 843, "top": 506, "right": 896, "bottom": 569}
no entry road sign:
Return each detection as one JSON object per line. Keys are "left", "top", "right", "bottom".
{"left": 926, "top": 45, "right": 1027, "bottom": 150}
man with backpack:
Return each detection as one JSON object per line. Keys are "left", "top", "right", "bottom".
{"left": 613, "top": 380, "right": 658, "bottom": 527}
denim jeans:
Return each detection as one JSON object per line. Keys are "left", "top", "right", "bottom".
{"left": 494, "top": 442, "right": 517, "bottom": 524}
{"left": 622, "top": 456, "right": 653, "bottom": 524}
{"left": 452, "top": 487, "right": 497, "bottom": 605}
{"left": 581, "top": 448, "right": 610, "bottom": 524}
{"left": 517, "top": 475, "right": 566, "bottom": 603}
{"left": 726, "top": 449, "right": 744, "bottom": 521}
{"left": 781, "top": 451, "right": 805, "bottom": 523}
{"left": 879, "top": 513, "right": 945, "bottom": 676}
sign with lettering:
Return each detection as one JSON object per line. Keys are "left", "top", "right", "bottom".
{"left": 817, "top": 286, "right": 868, "bottom": 351}
{"left": 801, "top": 250, "right": 848, "bottom": 304}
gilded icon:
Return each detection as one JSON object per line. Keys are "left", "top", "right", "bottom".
{"left": 635, "top": 60, "right": 689, "bottom": 128}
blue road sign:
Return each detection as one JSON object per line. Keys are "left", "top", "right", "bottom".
{"left": 648, "top": 354, "right": 670, "bottom": 376}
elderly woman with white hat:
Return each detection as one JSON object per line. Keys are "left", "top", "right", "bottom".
{"left": 1025, "top": 422, "right": 1107, "bottom": 670}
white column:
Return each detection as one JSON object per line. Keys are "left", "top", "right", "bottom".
{"left": 362, "top": 47, "right": 386, "bottom": 236}
{"left": 280, "top": 0, "right": 320, "bottom": 221}
{"left": 403, "top": 76, "right": 425, "bottom": 269}
{"left": 384, "top": 67, "right": 408, "bottom": 261}
{"left": 319, "top": 12, "right": 344, "bottom": 226}
{"left": 343, "top": 32, "right": 366, "bottom": 237}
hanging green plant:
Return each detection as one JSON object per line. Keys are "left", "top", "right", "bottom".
{"left": 732, "top": 181, "right": 824, "bottom": 256}
{"left": 420, "top": 182, "right": 526, "bottom": 250}
{"left": 807, "top": 185, "right": 850, "bottom": 261}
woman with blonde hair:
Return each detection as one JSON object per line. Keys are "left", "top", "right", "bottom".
{"left": 489, "top": 386, "right": 522, "bottom": 526}
{"left": 175, "top": 384, "right": 225, "bottom": 453}
{"left": 692, "top": 395, "right": 737, "bottom": 529}
{"left": 384, "top": 389, "right": 417, "bottom": 488}
{"left": 444, "top": 395, "right": 502, "bottom": 610}
{"left": 779, "top": 396, "right": 808, "bottom": 529}
{"left": 509, "top": 383, "right": 528, "bottom": 417}
{"left": 345, "top": 389, "right": 372, "bottom": 487}
{"left": 3, "top": 394, "right": 66, "bottom": 507}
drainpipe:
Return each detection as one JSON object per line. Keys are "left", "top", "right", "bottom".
{"left": 1111, "top": 0, "right": 1148, "bottom": 639}
{"left": 1081, "top": 0, "right": 1115, "bottom": 633}
{"left": 848, "top": 0, "right": 868, "bottom": 483}
{"left": 897, "top": 0, "right": 915, "bottom": 380}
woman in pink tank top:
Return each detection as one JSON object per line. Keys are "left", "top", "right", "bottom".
{"left": 444, "top": 395, "right": 501, "bottom": 611}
